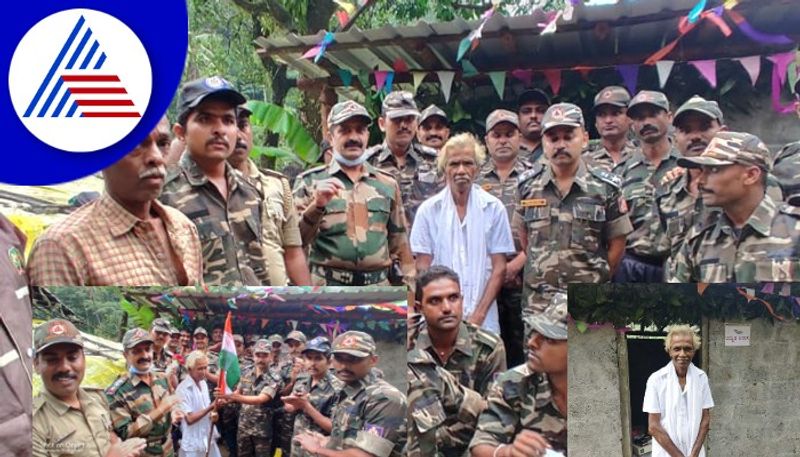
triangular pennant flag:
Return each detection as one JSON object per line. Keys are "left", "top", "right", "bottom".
{"left": 655, "top": 60, "right": 675, "bottom": 88}
{"left": 488, "top": 71, "right": 506, "bottom": 99}
{"left": 461, "top": 60, "right": 479, "bottom": 77}
{"left": 768, "top": 51, "right": 794, "bottom": 85}
{"left": 691, "top": 60, "right": 717, "bottom": 88}
{"left": 336, "top": 10, "right": 349, "bottom": 27}
{"left": 412, "top": 72, "right": 426, "bottom": 94}
{"left": 302, "top": 45, "right": 321, "bottom": 59}
{"left": 457, "top": 37, "right": 472, "bottom": 62}
{"left": 436, "top": 71, "right": 455, "bottom": 102}
{"left": 543, "top": 69, "right": 561, "bottom": 95}
{"left": 392, "top": 58, "right": 408, "bottom": 73}
{"left": 261, "top": 319, "right": 269, "bottom": 328}
{"left": 357, "top": 70, "right": 371, "bottom": 89}
{"left": 289, "top": 320, "right": 298, "bottom": 330}
{"left": 762, "top": 283, "right": 775, "bottom": 294}
{"left": 744, "top": 287, "right": 756, "bottom": 299}
{"left": 788, "top": 62, "right": 798, "bottom": 94}
{"left": 384, "top": 71, "right": 395, "bottom": 93}
{"left": 337, "top": 68, "right": 353, "bottom": 87}
{"left": 697, "top": 283, "right": 709, "bottom": 295}
{"left": 575, "top": 66, "right": 592, "bottom": 81}
{"left": 374, "top": 70, "right": 389, "bottom": 91}
{"left": 617, "top": 64, "right": 639, "bottom": 95}
{"left": 511, "top": 69, "right": 533, "bottom": 86}
{"left": 734, "top": 56, "right": 760, "bottom": 86}
{"left": 780, "top": 283, "right": 792, "bottom": 297}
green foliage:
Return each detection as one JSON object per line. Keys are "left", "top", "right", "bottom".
{"left": 33, "top": 287, "right": 127, "bottom": 340}
{"left": 247, "top": 100, "right": 320, "bottom": 165}
{"left": 119, "top": 297, "right": 156, "bottom": 330}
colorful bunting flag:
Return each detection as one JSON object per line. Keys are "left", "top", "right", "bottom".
{"left": 374, "top": 70, "right": 389, "bottom": 91}
{"left": 543, "top": 69, "right": 561, "bottom": 95}
{"left": 437, "top": 71, "right": 455, "bottom": 102}
{"left": 655, "top": 60, "right": 674, "bottom": 88}
{"left": 734, "top": 56, "right": 760, "bottom": 86}
{"left": 617, "top": 64, "right": 639, "bottom": 95}
{"left": 488, "top": 71, "right": 506, "bottom": 99}
{"left": 337, "top": 68, "right": 353, "bottom": 87}
{"left": 691, "top": 60, "right": 717, "bottom": 87}
{"left": 461, "top": 60, "right": 479, "bottom": 77}
{"left": 393, "top": 58, "right": 409, "bottom": 73}
{"left": 511, "top": 69, "right": 533, "bottom": 86}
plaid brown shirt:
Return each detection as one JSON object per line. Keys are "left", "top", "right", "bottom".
{"left": 27, "top": 193, "right": 202, "bottom": 285}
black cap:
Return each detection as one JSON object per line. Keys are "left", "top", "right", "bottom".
{"left": 178, "top": 76, "right": 246, "bottom": 120}
{"left": 517, "top": 89, "right": 551, "bottom": 108}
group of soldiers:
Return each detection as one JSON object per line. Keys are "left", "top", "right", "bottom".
{"left": 31, "top": 317, "right": 407, "bottom": 457}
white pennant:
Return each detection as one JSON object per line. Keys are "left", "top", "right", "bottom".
{"left": 412, "top": 72, "right": 427, "bottom": 94}
{"left": 656, "top": 60, "right": 674, "bottom": 89}
{"left": 734, "top": 56, "right": 761, "bottom": 86}
{"left": 436, "top": 71, "right": 455, "bottom": 102}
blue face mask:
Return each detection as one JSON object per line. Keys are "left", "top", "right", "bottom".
{"left": 333, "top": 149, "right": 367, "bottom": 167}
{"left": 129, "top": 365, "right": 150, "bottom": 376}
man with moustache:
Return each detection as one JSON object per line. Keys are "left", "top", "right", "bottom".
{"left": 179, "top": 330, "right": 192, "bottom": 355}
{"left": 517, "top": 89, "right": 551, "bottom": 166}
{"left": 273, "top": 331, "right": 308, "bottom": 456}
{"left": 643, "top": 325, "right": 713, "bottom": 457}
{"left": 366, "top": 91, "right": 443, "bottom": 227}
{"left": 160, "top": 76, "right": 272, "bottom": 286}
{"left": 106, "top": 328, "right": 184, "bottom": 457}
{"left": 669, "top": 131, "right": 800, "bottom": 282}
{"left": 228, "top": 103, "right": 310, "bottom": 286}
{"left": 175, "top": 351, "right": 226, "bottom": 457}
{"left": 584, "top": 86, "right": 638, "bottom": 172}
{"left": 283, "top": 337, "right": 342, "bottom": 457}
{"left": 32, "top": 319, "right": 148, "bottom": 457}
{"left": 294, "top": 100, "right": 416, "bottom": 287}
{"left": 515, "top": 104, "right": 632, "bottom": 322}
{"left": 469, "top": 293, "right": 568, "bottom": 457}
{"left": 168, "top": 327, "right": 181, "bottom": 356}
{"left": 416, "top": 104, "right": 450, "bottom": 152}
{"left": 295, "top": 331, "right": 407, "bottom": 457}
{"left": 476, "top": 109, "right": 530, "bottom": 365}
{"left": 612, "top": 90, "right": 680, "bottom": 282}
{"left": 27, "top": 122, "right": 203, "bottom": 286}
{"left": 150, "top": 319, "right": 174, "bottom": 375}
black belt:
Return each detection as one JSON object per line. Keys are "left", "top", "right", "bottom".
{"left": 625, "top": 250, "right": 665, "bottom": 267}
{"left": 312, "top": 265, "right": 388, "bottom": 285}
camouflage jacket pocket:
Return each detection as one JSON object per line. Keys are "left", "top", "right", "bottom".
{"left": 753, "top": 259, "right": 800, "bottom": 282}
{"left": 411, "top": 396, "right": 446, "bottom": 433}
{"left": 698, "top": 262, "right": 728, "bottom": 282}
{"left": 572, "top": 200, "right": 605, "bottom": 252}
{"left": 320, "top": 199, "right": 348, "bottom": 235}
{"left": 367, "top": 197, "right": 391, "bottom": 226}
{"left": 523, "top": 206, "right": 550, "bottom": 246}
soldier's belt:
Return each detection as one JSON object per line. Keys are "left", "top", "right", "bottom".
{"left": 312, "top": 265, "right": 388, "bottom": 286}
{"left": 624, "top": 250, "right": 666, "bottom": 266}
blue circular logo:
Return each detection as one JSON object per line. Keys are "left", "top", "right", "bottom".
{"left": 2, "top": 1, "right": 187, "bottom": 185}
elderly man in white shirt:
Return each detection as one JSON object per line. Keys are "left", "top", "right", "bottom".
{"left": 643, "top": 325, "right": 714, "bottom": 457}
{"left": 410, "top": 132, "right": 515, "bottom": 334}
{"left": 176, "top": 351, "right": 226, "bottom": 457}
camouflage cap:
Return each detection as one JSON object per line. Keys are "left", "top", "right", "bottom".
{"left": 486, "top": 109, "right": 520, "bottom": 132}
{"left": 193, "top": 327, "right": 208, "bottom": 336}
{"left": 245, "top": 334, "right": 260, "bottom": 345}
{"left": 150, "top": 318, "right": 171, "bottom": 334}
{"left": 34, "top": 319, "right": 84, "bottom": 355}
{"left": 169, "top": 326, "right": 181, "bottom": 335}
{"left": 542, "top": 103, "right": 585, "bottom": 133}
{"left": 328, "top": 100, "right": 372, "bottom": 128}
{"left": 673, "top": 95, "right": 724, "bottom": 126}
{"left": 677, "top": 131, "right": 771, "bottom": 171}
{"left": 627, "top": 90, "right": 670, "bottom": 114}
{"left": 524, "top": 293, "right": 568, "bottom": 340}
{"left": 593, "top": 85, "right": 631, "bottom": 109}
{"left": 253, "top": 339, "right": 271, "bottom": 354}
{"left": 332, "top": 331, "right": 376, "bottom": 358}
{"left": 178, "top": 76, "right": 246, "bottom": 119}
{"left": 420, "top": 104, "right": 448, "bottom": 125}
{"left": 285, "top": 330, "right": 308, "bottom": 344}
{"left": 518, "top": 88, "right": 551, "bottom": 108}
{"left": 123, "top": 327, "right": 155, "bottom": 350}
{"left": 267, "top": 334, "right": 284, "bottom": 346}
{"left": 233, "top": 334, "right": 244, "bottom": 344}
{"left": 302, "top": 336, "right": 332, "bottom": 355}
{"left": 381, "top": 91, "right": 420, "bottom": 119}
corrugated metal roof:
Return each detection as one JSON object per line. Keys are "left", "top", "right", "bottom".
{"left": 257, "top": 0, "right": 799, "bottom": 87}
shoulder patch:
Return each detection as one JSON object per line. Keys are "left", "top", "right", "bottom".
{"left": 518, "top": 165, "right": 544, "bottom": 184}
{"left": 296, "top": 164, "right": 327, "bottom": 180}
{"left": 364, "top": 144, "right": 383, "bottom": 161}
{"left": 590, "top": 168, "right": 623, "bottom": 188}
{"left": 472, "top": 325, "right": 503, "bottom": 348}
{"left": 105, "top": 375, "right": 128, "bottom": 396}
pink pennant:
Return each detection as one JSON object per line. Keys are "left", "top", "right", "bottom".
{"left": 690, "top": 60, "right": 717, "bottom": 88}
{"left": 767, "top": 51, "right": 797, "bottom": 114}
{"left": 511, "top": 69, "right": 533, "bottom": 86}
{"left": 392, "top": 58, "right": 409, "bottom": 73}
{"left": 374, "top": 70, "right": 389, "bottom": 91}
{"left": 762, "top": 283, "right": 775, "bottom": 294}
{"left": 734, "top": 56, "right": 761, "bottom": 86}
{"left": 302, "top": 45, "right": 321, "bottom": 59}
{"left": 543, "top": 69, "right": 561, "bottom": 95}
{"left": 336, "top": 11, "right": 349, "bottom": 27}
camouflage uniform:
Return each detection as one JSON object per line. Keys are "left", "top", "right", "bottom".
{"left": 407, "top": 347, "right": 485, "bottom": 457}
{"left": 236, "top": 365, "right": 282, "bottom": 457}
{"left": 366, "top": 92, "right": 444, "bottom": 228}
{"left": 469, "top": 294, "right": 568, "bottom": 455}
{"left": 105, "top": 373, "right": 174, "bottom": 457}
{"left": 160, "top": 153, "right": 270, "bottom": 286}
{"left": 409, "top": 320, "right": 506, "bottom": 396}
{"left": 245, "top": 158, "right": 303, "bottom": 286}
{"left": 584, "top": 86, "right": 637, "bottom": 172}
{"left": 518, "top": 142, "right": 545, "bottom": 168}
{"left": 152, "top": 348, "right": 173, "bottom": 375}
{"left": 774, "top": 141, "right": 800, "bottom": 205}
{"left": 293, "top": 101, "right": 415, "bottom": 287}
{"left": 668, "top": 132, "right": 800, "bottom": 282}
{"left": 290, "top": 371, "right": 342, "bottom": 457}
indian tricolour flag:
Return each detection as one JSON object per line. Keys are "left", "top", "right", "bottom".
{"left": 218, "top": 312, "right": 240, "bottom": 394}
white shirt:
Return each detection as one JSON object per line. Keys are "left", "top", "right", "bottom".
{"left": 176, "top": 376, "right": 221, "bottom": 457}
{"left": 643, "top": 364, "right": 714, "bottom": 457}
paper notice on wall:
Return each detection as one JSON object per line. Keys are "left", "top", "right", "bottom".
{"left": 724, "top": 324, "right": 751, "bottom": 346}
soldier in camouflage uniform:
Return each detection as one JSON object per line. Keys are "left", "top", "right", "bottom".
{"left": 517, "top": 89, "right": 551, "bottom": 167}
{"left": 583, "top": 86, "right": 638, "bottom": 172}
{"left": 416, "top": 104, "right": 451, "bottom": 152}
{"left": 611, "top": 90, "right": 680, "bottom": 282}
{"left": 366, "top": 91, "right": 444, "bottom": 227}
{"left": 295, "top": 331, "right": 406, "bottom": 457}
{"left": 669, "top": 131, "right": 800, "bottom": 282}
{"left": 514, "top": 103, "right": 632, "bottom": 321}
{"left": 283, "top": 337, "right": 342, "bottom": 457}
{"left": 223, "top": 339, "right": 282, "bottom": 457}
{"left": 273, "top": 330, "right": 308, "bottom": 456}
{"left": 229, "top": 102, "right": 311, "bottom": 286}
{"left": 33, "top": 319, "right": 148, "bottom": 457}
{"left": 476, "top": 109, "right": 530, "bottom": 367}
{"left": 410, "top": 266, "right": 506, "bottom": 396}
{"left": 160, "top": 76, "right": 272, "bottom": 286}
{"left": 293, "top": 100, "right": 416, "bottom": 287}
{"left": 407, "top": 346, "right": 486, "bottom": 457}
{"left": 773, "top": 80, "right": 800, "bottom": 206}
{"left": 469, "top": 293, "right": 568, "bottom": 457}
{"left": 106, "top": 328, "right": 184, "bottom": 457}
{"left": 150, "top": 318, "right": 174, "bottom": 375}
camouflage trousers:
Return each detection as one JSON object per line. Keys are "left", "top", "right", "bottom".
{"left": 496, "top": 284, "right": 525, "bottom": 368}
{"left": 270, "top": 409, "right": 295, "bottom": 456}
{"left": 236, "top": 432, "right": 271, "bottom": 457}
